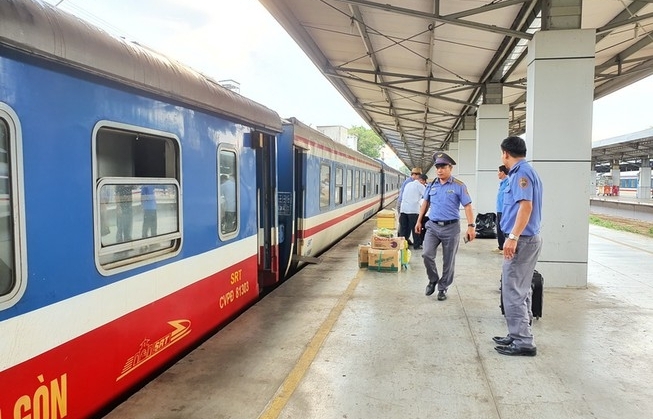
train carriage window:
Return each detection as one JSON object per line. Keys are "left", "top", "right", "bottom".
{"left": 94, "top": 123, "right": 181, "bottom": 274}
{"left": 335, "top": 166, "right": 343, "bottom": 205}
{"left": 0, "top": 112, "right": 22, "bottom": 307}
{"left": 347, "top": 169, "right": 353, "bottom": 201}
{"left": 218, "top": 148, "right": 239, "bottom": 236}
{"left": 320, "top": 163, "right": 330, "bottom": 208}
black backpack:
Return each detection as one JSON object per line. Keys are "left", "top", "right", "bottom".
{"left": 475, "top": 213, "right": 497, "bottom": 238}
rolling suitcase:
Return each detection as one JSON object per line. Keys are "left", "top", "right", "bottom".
{"left": 500, "top": 270, "right": 543, "bottom": 319}
{"left": 531, "top": 270, "right": 543, "bottom": 318}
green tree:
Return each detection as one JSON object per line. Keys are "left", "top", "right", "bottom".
{"left": 349, "top": 126, "right": 385, "bottom": 158}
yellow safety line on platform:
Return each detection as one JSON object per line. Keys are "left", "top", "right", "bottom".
{"left": 258, "top": 269, "right": 364, "bottom": 419}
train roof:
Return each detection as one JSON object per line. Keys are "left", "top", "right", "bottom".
{"left": 377, "top": 159, "right": 404, "bottom": 176}
{"left": 0, "top": 0, "right": 282, "bottom": 134}
{"left": 283, "top": 117, "right": 383, "bottom": 170}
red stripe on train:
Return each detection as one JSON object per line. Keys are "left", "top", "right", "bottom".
{"left": 0, "top": 257, "right": 259, "bottom": 418}
{"left": 298, "top": 200, "right": 380, "bottom": 239}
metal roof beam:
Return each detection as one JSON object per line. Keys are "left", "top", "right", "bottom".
{"left": 349, "top": 3, "right": 415, "bottom": 164}
{"left": 596, "top": 11, "right": 653, "bottom": 36}
{"left": 445, "top": 0, "right": 532, "bottom": 20}
{"left": 333, "top": 66, "right": 479, "bottom": 86}
{"left": 595, "top": 1, "right": 649, "bottom": 41}
{"left": 324, "top": 70, "right": 477, "bottom": 106}
{"left": 596, "top": 36, "right": 653, "bottom": 74}
{"left": 334, "top": 0, "right": 533, "bottom": 40}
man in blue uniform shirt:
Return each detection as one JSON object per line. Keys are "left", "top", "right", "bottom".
{"left": 415, "top": 152, "right": 476, "bottom": 301}
{"left": 495, "top": 165, "right": 509, "bottom": 253}
{"left": 493, "top": 136, "right": 543, "bottom": 357}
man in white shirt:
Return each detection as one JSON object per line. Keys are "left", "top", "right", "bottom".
{"left": 397, "top": 167, "right": 422, "bottom": 245}
{"left": 400, "top": 174, "right": 427, "bottom": 249}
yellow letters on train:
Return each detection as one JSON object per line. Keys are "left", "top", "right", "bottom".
{"left": 230, "top": 269, "right": 243, "bottom": 285}
{"left": 12, "top": 373, "right": 67, "bottom": 419}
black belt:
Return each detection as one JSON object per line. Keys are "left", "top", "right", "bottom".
{"left": 433, "top": 219, "right": 458, "bottom": 226}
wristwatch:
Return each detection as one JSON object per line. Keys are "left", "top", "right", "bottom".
{"left": 508, "top": 233, "right": 518, "bottom": 241}
{"left": 468, "top": 223, "right": 475, "bottom": 227}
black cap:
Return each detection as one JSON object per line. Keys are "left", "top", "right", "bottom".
{"left": 433, "top": 152, "right": 456, "bottom": 165}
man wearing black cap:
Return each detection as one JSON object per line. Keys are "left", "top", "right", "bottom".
{"left": 493, "top": 136, "right": 543, "bottom": 356}
{"left": 415, "top": 152, "right": 476, "bottom": 301}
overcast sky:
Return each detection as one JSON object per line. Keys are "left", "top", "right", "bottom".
{"left": 43, "top": 0, "right": 653, "bottom": 143}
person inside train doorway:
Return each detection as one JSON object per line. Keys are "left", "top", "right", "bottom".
{"left": 399, "top": 171, "right": 427, "bottom": 250}
{"left": 220, "top": 173, "right": 236, "bottom": 233}
{"left": 115, "top": 184, "right": 133, "bottom": 243}
{"left": 415, "top": 152, "right": 476, "bottom": 301}
{"left": 493, "top": 136, "right": 543, "bottom": 357}
{"left": 494, "top": 165, "right": 510, "bottom": 254}
{"left": 397, "top": 167, "right": 422, "bottom": 245}
{"left": 141, "top": 184, "right": 157, "bottom": 238}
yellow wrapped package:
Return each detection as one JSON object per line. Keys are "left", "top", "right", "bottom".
{"left": 402, "top": 248, "right": 411, "bottom": 268}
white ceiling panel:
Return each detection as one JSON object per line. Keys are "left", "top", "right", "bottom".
{"left": 260, "top": 0, "right": 653, "bottom": 170}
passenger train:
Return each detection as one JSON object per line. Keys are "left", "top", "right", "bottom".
{"left": 0, "top": 1, "right": 404, "bottom": 418}
{"left": 596, "top": 170, "right": 653, "bottom": 198}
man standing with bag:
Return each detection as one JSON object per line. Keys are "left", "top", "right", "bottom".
{"left": 494, "top": 165, "right": 510, "bottom": 254}
{"left": 415, "top": 152, "right": 476, "bottom": 301}
{"left": 493, "top": 136, "right": 543, "bottom": 356}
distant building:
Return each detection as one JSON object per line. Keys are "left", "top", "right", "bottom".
{"left": 380, "top": 145, "right": 404, "bottom": 171}
{"left": 317, "top": 125, "right": 357, "bottom": 150}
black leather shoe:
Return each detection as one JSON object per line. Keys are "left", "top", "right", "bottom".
{"left": 437, "top": 290, "right": 447, "bottom": 301}
{"left": 425, "top": 282, "right": 436, "bottom": 296}
{"left": 494, "top": 344, "right": 536, "bottom": 357}
{"left": 414, "top": 245, "right": 422, "bottom": 250}
{"left": 492, "top": 335, "right": 514, "bottom": 345}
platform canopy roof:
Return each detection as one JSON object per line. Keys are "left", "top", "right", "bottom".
{"left": 259, "top": 0, "right": 653, "bottom": 171}
{"left": 592, "top": 127, "right": 653, "bottom": 171}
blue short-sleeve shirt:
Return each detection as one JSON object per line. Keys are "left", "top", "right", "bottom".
{"left": 496, "top": 177, "right": 508, "bottom": 213}
{"left": 423, "top": 176, "right": 472, "bottom": 221}
{"left": 500, "top": 160, "right": 543, "bottom": 236}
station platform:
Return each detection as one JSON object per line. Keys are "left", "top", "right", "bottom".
{"left": 104, "top": 215, "right": 653, "bottom": 419}
{"left": 590, "top": 194, "right": 653, "bottom": 222}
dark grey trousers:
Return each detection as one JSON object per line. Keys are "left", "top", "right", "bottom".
{"left": 501, "top": 235, "right": 543, "bottom": 348}
{"left": 421, "top": 220, "right": 460, "bottom": 291}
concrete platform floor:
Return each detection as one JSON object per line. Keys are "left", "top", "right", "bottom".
{"left": 104, "top": 218, "right": 653, "bottom": 419}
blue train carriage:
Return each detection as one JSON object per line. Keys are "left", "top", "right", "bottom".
{"left": 276, "top": 118, "right": 384, "bottom": 274}
{"left": 0, "top": 1, "right": 282, "bottom": 417}
{"left": 379, "top": 160, "right": 404, "bottom": 207}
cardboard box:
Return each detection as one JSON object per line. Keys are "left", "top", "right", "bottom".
{"left": 358, "top": 244, "right": 371, "bottom": 268}
{"left": 377, "top": 209, "right": 396, "bottom": 218}
{"left": 376, "top": 209, "right": 397, "bottom": 229}
{"left": 368, "top": 248, "right": 401, "bottom": 272}
{"left": 376, "top": 217, "right": 396, "bottom": 229}
{"left": 371, "top": 234, "right": 404, "bottom": 250}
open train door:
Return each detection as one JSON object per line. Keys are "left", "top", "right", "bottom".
{"left": 253, "top": 131, "right": 280, "bottom": 289}
{"left": 290, "top": 145, "right": 307, "bottom": 270}
{"left": 275, "top": 124, "right": 299, "bottom": 280}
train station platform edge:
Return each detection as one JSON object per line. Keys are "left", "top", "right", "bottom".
{"left": 104, "top": 215, "right": 653, "bottom": 419}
